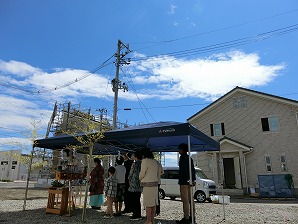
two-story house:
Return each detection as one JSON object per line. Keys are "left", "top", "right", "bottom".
{"left": 188, "top": 87, "right": 298, "bottom": 196}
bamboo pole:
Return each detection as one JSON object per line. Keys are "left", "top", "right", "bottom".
{"left": 23, "top": 145, "right": 35, "bottom": 211}
{"left": 82, "top": 142, "right": 94, "bottom": 222}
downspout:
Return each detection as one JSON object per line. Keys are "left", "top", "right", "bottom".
{"left": 219, "top": 150, "right": 225, "bottom": 221}
{"left": 243, "top": 150, "right": 253, "bottom": 195}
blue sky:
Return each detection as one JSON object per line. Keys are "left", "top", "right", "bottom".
{"left": 1, "top": 1, "right": 298, "bottom": 165}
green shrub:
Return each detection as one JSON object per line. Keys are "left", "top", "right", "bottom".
{"left": 51, "top": 180, "right": 64, "bottom": 188}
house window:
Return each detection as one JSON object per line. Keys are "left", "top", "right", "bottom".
{"left": 280, "top": 155, "right": 287, "bottom": 172}
{"left": 261, "top": 116, "right": 280, "bottom": 132}
{"left": 12, "top": 161, "right": 17, "bottom": 165}
{"left": 241, "top": 96, "right": 247, "bottom": 109}
{"left": 233, "top": 98, "right": 239, "bottom": 109}
{"left": 265, "top": 156, "right": 272, "bottom": 172}
{"left": 233, "top": 96, "right": 247, "bottom": 109}
{"left": 1, "top": 161, "right": 8, "bottom": 165}
{"left": 11, "top": 166, "right": 16, "bottom": 169}
{"left": 210, "top": 123, "right": 225, "bottom": 136}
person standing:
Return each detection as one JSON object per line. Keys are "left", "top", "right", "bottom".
{"left": 89, "top": 158, "right": 105, "bottom": 210}
{"left": 114, "top": 155, "right": 126, "bottom": 216}
{"left": 156, "top": 161, "right": 164, "bottom": 216}
{"left": 139, "top": 148, "right": 163, "bottom": 224}
{"left": 104, "top": 166, "right": 118, "bottom": 218}
{"left": 176, "top": 143, "right": 196, "bottom": 224}
{"left": 123, "top": 152, "right": 133, "bottom": 213}
{"left": 128, "top": 151, "right": 142, "bottom": 221}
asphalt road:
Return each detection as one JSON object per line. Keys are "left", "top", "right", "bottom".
{"left": 0, "top": 180, "right": 36, "bottom": 188}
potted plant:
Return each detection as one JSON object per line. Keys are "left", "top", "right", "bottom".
{"left": 50, "top": 180, "right": 64, "bottom": 189}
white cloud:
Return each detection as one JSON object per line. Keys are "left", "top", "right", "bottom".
{"left": 0, "top": 61, "right": 114, "bottom": 100}
{"left": 164, "top": 152, "right": 178, "bottom": 166}
{"left": 0, "top": 94, "right": 53, "bottom": 135}
{"left": 0, "top": 60, "right": 115, "bottom": 142}
{"left": 128, "top": 50, "right": 285, "bottom": 101}
{"left": 173, "top": 21, "right": 179, "bottom": 26}
{"left": 168, "top": 4, "right": 177, "bottom": 15}
{"left": 189, "top": 22, "right": 196, "bottom": 28}
{"left": 28, "top": 69, "right": 113, "bottom": 99}
{"left": 0, "top": 52, "right": 285, "bottom": 144}
{"left": 0, "top": 60, "right": 42, "bottom": 77}
{"left": 0, "top": 51, "right": 285, "bottom": 104}
{"left": 0, "top": 137, "right": 32, "bottom": 147}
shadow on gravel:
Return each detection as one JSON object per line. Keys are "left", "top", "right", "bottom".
{"left": 162, "top": 196, "right": 298, "bottom": 205}
{"left": 0, "top": 208, "right": 179, "bottom": 224}
{"left": 230, "top": 197, "right": 298, "bottom": 204}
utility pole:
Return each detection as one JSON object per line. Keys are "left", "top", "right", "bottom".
{"left": 112, "top": 40, "right": 130, "bottom": 130}
{"left": 96, "top": 108, "right": 107, "bottom": 132}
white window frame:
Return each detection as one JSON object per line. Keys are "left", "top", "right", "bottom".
{"left": 214, "top": 123, "right": 222, "bottom": 136}
{"left": 280, "top": 154, "right": 287, "bottom": 172}
{"left": 233, "top": 97, "right": 239, "bottom": 109}
{"left": 269, "top": 116, "right": 279, "bottom": 131}
{"left": 261, "top": 115, "right": 280, "bottom": 132}
{"left": 210, "top": 123, "right": 225, "bottom": 136}
{"left": 265, "top": 155, "right": 272, "bottom": 173}
{"left": 241, "top": 96, "right": 247, "bottom": 109}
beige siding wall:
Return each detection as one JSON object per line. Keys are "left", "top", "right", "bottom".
{"left": 190, "top": 91, "right": 298, "bottom": 190}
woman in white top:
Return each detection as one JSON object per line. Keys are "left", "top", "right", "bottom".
{"left": 114, "top": 155, "right": 126, "bottom": 215}
{"left": 139, "top": 148, "right": 163, "bottom": 224}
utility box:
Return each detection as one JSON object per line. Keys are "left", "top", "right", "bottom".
{"left": 258, "top": 174, "right": 294, "bottom": 198}
{"left": 218, "top": 195, "right": 230, "bottom": 204}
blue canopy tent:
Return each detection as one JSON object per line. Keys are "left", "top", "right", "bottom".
{"left": 31, "top": 121, "right": 220, "bottom": 222}
{"left": 34, "top": 121, "right": 219, "bottom": 153}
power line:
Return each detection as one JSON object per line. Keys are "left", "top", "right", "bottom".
{"left": 121, "top": 67, "right": 156, "bottom": 123}
{"left": 0, "top": 54, "right": 115, "bottom": 94}
{"left": 118, "top": 91, "right": 298, "bottom": 111}
{"left": 130, "top": 23, "right": 298, "bottom": 62}
{"left": 131, "top": 8, "right": 298, "bottom": 50}
{"left": 120, "top": 102, "right": 210, "bottom": 110}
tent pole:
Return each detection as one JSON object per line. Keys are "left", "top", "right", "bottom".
{"left": 82, "top": 142, "right": 94, "bottom": 222}
{"left": 23, "top": 145, "right": 35, "bottom": 211}
{"left": 219, "top": 150, "right": 226, "bottom": 221}
{"left": 187, "top": 135, "right": 195, "bottom": 224}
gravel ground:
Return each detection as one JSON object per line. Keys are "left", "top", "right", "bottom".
{"left": 0, "top": 188, "right": 298, "bottom": 224}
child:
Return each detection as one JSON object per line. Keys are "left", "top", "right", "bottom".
{"left": 103, "top": 166, "right": 117, "bottom": 218}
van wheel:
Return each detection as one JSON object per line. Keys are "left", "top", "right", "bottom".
{"left": 194, "top": 191, "right": 206, "bottom": 203}
{"left": 158, "top": 189, "right": 165, "bottom": 199}
{"left": 169, "top": 196, "right": 176, "bottom": 200}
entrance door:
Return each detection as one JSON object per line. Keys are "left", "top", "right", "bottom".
{"left": 223, "top": 158, "right": 236, "bottom": 189}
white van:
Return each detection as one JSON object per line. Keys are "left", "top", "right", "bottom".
{"left": 159, "top": 167, "right": 216, "bottom": 203}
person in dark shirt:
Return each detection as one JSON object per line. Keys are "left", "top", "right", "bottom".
{"left": 123, "top": 152, "right": 134, "bottom": 213}
{"left": 176, "top": 143, "right": 196, "bottom": 224}
{"left": 128, "top": 151, "right": 142, "bottom": 220}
